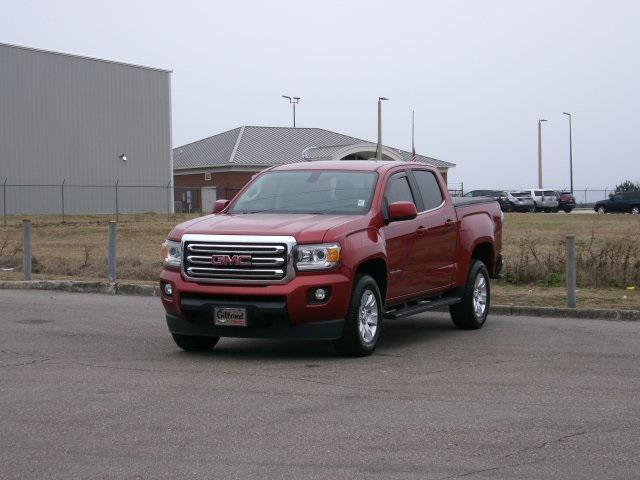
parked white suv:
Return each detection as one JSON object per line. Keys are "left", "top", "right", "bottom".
{"left": 518, "top": 189, "right": 559, "bottom": 212}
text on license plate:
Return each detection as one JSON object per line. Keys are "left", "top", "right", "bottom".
{"left": 214, "top": 307, "right": 247, "bottom": 327}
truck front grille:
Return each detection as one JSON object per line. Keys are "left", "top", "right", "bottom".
{"left": 182, "top": 237, "right": 293, "bottom": 284}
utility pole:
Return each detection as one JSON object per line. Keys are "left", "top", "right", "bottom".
{"left": 538, "top": 119, "right": 547, "bottom": 189}
{"left": 377, "top": 97, "right": 389, "bottom": 160}
{"left": 282, "top": 95, "right": 301, "bottom": 127}
{"left": 563, "top": 112, "right": 574, "bottom": 193}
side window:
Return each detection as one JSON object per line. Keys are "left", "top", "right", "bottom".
{"left": 385, "top": 175, "right": 416, "bottom": 205}
{"left": 413, "top": 170, "right": 444, "bottom": 211}
{"left": 534, "top": 190, "right": 543, "bottom": 196}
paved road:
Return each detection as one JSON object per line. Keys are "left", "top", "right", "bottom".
{"left": 1, "top": 290, "right": 639, "bottom": 479}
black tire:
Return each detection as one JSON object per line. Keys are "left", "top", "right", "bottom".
{"left": 449, "top": 260, "right": 490, "bottom": 330}
{"left": 334, "top": 274, "right": 383, "bottom": 357}
{"left": 632, "top": 206, "right": 640, "bottom": 215}
{"left": 172, "top": 333, "right": 219, "bottom": 352}
{"left": 563, "top": 207, "right": 573, "bottom": 213}
{"left": 504, "top": 203, "right": 514, "bottom": 213}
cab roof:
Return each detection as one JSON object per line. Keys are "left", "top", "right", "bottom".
{"left": 268, "top": 160, "right": 435, "bottom": 173}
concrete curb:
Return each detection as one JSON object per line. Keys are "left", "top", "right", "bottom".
{"left": 0, "top": 280, "right": 638, "bottom": 321}
{"left": 0, "top": 280, "right": 160, "bottom": 297}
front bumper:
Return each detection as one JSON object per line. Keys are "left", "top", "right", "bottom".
{"left": 167, "top": 313, "right": 344, "bottom": 340}
{"left": 160, "top": 268, "right": 352, "bottom": 340}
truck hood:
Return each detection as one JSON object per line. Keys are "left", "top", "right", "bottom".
{"left": 170, "top": 213, "right": 363, "bottom": 244}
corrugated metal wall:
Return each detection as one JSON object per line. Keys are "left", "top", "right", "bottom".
{"left": 0, "top": 43, "right": 172, "bottom": 214}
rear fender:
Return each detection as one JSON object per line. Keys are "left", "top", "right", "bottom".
{"left": 454, "top": 212, "right": 497, "bottom": 286}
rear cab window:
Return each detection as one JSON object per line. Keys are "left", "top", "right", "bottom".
{"left": 411, "top": 169, "right": 444, "bottom": 211}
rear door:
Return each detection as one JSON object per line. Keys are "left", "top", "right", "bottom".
{"left": 409, "top": 168, "right": 457, "bottom": 293}
{"left": 382, "top": 171, "right": 421, "bottom": 300}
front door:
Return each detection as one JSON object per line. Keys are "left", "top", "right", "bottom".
{"left": 201, "top": 187, "right": 217, "bottom": 214}
{"left": 382, "top": 171, "right": 420, "bottom": 301}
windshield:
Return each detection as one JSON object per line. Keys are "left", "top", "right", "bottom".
{"left": 229, "top": 170, "right": 378, "bottom": 214}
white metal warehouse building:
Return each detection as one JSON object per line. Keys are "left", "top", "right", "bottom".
{"left": 0, "top": 43, "right": 172, "bottom": 215}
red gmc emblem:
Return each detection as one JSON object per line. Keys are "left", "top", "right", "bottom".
{"left": 211, "top": 254, "right": 252, "bottom": 267}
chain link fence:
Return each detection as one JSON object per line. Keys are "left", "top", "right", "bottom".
{"left": 1, "top": 178, "right": 617, "bottom": 225}
{"left": 1, "top": 180, "right": 221, "bottom": 224}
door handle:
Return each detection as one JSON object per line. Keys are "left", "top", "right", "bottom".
{"left": 445, "top": 218, "right": 454, "bottom": 225}
{"left": 416, "top": 226, "right": 427, "bottom": 236}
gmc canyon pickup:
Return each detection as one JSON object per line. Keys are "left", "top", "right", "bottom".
{"left": 161, "top": 160, "right": 503, "bottom": 356}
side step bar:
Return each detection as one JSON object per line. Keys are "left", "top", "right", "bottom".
{"left": 384, "top": 297, "right": 461, "bottom": 320}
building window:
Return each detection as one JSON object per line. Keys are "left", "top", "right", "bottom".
{"left": 204, "top": 172, "right": 212, "bottom": 181}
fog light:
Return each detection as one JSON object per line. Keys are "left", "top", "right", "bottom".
{"left": 163, "top": 283, "right": 173, "bottom": 296}
{"left": 314, "top": 288, "right": 327, "bottom": 301}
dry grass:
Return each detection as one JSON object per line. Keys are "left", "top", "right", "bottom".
{"left": 492, "top": 282, "right": 640, "bottom": 310}
{"left": 0, "top": 213, "right": 200, "bottom": 281}
{"left": 1, "top": 211, "right": 639, "bottom": 302}
{"left": 502, "top": 212, "right": 640, "bottom": 288}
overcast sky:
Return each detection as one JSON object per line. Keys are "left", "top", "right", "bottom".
{"left": 2, "top": 0, "right": 638, "bottom": 189}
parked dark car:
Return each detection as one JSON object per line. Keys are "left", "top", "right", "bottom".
{"left": 556, "top": 191, "right": 576, "bottom": 213}
{"left": 594, "top": 191, "right": 640, "bottom": 214}
{"left": 464, "top": 190, "right": 534, "bottom": 212}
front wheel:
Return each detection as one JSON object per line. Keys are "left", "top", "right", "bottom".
{"left": 563, "top": 207, "right": 574, "bottom": 213}
{"left": 597, "top": 206, "right": 606, "bottom": 214}
{"left": 172, "top": 334, "right": 219, "bottom": 352}
{"left": 450, "top": 260, "right": 490, "bottom": 330}
{"left": 632, "top": 206, "right": 640, "bottom": 215}
{"left": 334, "top": 274, "right": 382, "bottom": 357}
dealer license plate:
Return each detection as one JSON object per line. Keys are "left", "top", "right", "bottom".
{"left": 213, "top": 307, "right": 247, "bottom": 327}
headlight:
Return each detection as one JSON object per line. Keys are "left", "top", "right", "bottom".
{"left": 295, "top": 243, "right": 341, "bottom": 271}
{"left": 162, "top": 240, "right": 182, "bottom": 268}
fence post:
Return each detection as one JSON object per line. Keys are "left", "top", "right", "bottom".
{"left": 61, "top": 179, "right": 66, "bottom": 224}
{"left": 108, "top": 221, "right": 116, "bottom": 283}
{"left": 166, "top": 180, "right": 171, "bottom": 222}
{"left": 461, "top": 182, "right": 464, "bottom": 196}
{"left": 114, "top": 179, "right": 119, "bottom": 223}
{"left": 566, "top": 234, "right": 576, "bottom": 308}
{"left": 2, "top": 178, "right": 6, "bottom": 226}
{"left": 23, "top": 219, "right": 32, "bottom": 281}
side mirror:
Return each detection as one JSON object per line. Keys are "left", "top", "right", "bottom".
{"left": 388, "top": 201, "right": 417, "bottom": 222}
{"left": 213, "top": 199, "right": 229, "bottom": 214}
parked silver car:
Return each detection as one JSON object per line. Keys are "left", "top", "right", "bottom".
{"left": 517, "top": 189, "right": 560, "bottom": 212}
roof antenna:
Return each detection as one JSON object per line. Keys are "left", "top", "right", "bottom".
{"left": 411, "top": 110, "right": 416, "bottom": 162}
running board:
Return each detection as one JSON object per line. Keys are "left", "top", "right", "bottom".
{"left": 384, "top": 297, "right": 461, "bottom": 320}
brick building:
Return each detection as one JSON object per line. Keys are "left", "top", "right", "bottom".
{"left": 173, "top": 126, "right": 454, "bottom": 213}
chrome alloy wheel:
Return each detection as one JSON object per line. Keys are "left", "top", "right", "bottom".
{"left": 358, "top": 289, "right": 378, "bottom": 344}
{"left": 472, "top": 273, "right": 488, "bottom": 318}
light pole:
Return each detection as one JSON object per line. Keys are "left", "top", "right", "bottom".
{"left": 538, "top": 119, "right": 547, "bottom": 189}
{"left": 377, "top": 97, "right": 389, "bottom": 160}
{"left": 282, "top": 95, "right": 301, "bottom": 128}
{"left": 563, "top": 112, "right": 574, "bottom": 193}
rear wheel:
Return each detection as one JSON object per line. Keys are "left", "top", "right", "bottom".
{"left": 334, "top": 274, "right": 382, "bottom": 357}
{"left": 632, "top": 206, "right": 640, "bottom": 215}
{"left": 172, "top": 334, "right": 219, "bottom": 352}
{"left": 450, "top": 260, "right": 490, "bottom": 330}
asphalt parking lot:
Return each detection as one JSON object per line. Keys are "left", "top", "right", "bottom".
{"left": 1, "top": 290, "right": 639, "bottom": 479}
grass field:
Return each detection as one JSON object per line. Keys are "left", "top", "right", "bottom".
{"left": 1, "top": 211, "right": 639, "bottom": 309}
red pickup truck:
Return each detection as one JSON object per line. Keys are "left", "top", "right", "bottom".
{"left": 161, "top": 160, "right": 503, "bottom": 356}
